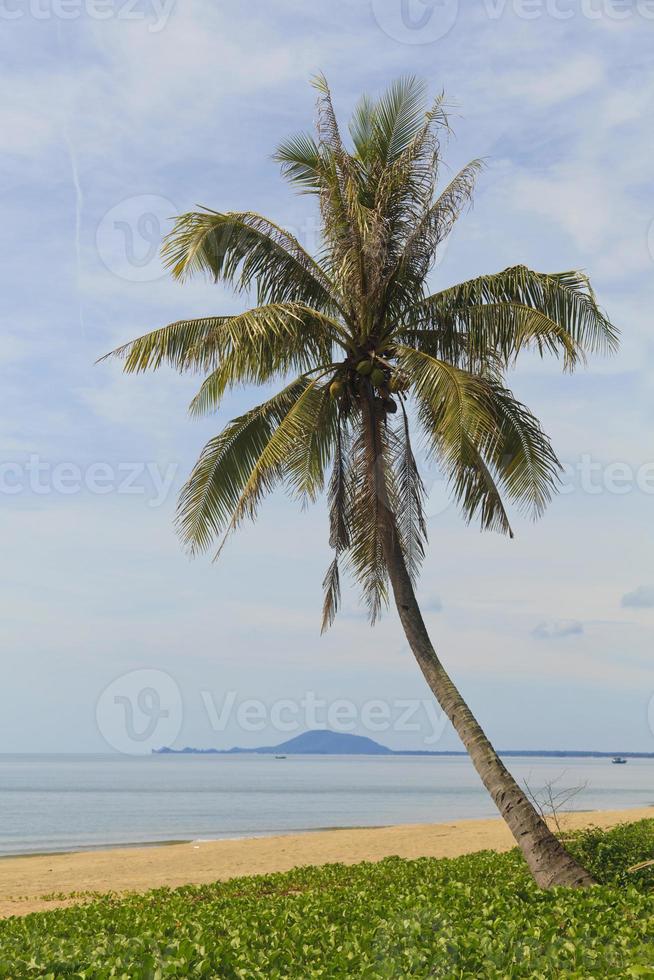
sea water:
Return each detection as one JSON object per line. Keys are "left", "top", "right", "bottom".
{"left": 0, "top": 753, "right": 652, "bottom": 856}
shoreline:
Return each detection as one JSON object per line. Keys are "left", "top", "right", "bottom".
{"left": 0, "top": 805, "right": 652, "bottom": 919}
{"left": 0, "top": 805, "right": 628, "bottom": 862}
{"left": 0, "top": 825, "right": 394, "bottom": 862}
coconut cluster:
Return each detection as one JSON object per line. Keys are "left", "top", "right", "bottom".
{"left": 329, "top": 355, "right": 409, "bottom": 416}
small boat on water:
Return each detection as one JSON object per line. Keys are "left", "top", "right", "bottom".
{"left": 275, "top": 754, "right": 287, "bottom": 759}
{"left": 612, "top": 757, "right": 628, "bottom": 765}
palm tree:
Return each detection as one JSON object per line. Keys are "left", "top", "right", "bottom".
{"left": 107, "top": 77, "right": 618, "bottom": 888}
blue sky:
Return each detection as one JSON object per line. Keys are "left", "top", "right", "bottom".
{"left": 1, "top": 0, "right": 653, "bottom": 753}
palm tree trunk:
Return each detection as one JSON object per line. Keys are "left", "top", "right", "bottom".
{"left": 363, "top": 399, "right": 595, "bottom": 889}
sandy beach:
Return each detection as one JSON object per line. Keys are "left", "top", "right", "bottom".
{"left": 0, "top": 805, "right": 651, "bottom": 919}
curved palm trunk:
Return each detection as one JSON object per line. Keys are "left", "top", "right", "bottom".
{"left": 362, "top": 400, "right": 595, "bottom": 889}
{"left": 382, "top": 524, "right": 595, "bottom": 888}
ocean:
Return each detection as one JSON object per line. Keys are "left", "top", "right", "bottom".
{"left": 0, "top": 753, "right": 652, "bottom": 857}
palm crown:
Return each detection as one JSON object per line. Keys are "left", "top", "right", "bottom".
{"left": 109, "top": 76, "right": 617, "bottom": 631}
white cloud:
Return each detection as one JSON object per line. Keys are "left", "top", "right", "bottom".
{"left": 498, "top": 54, "right": 604, "bottom": 108}
{"left": 533, "top": 619, "right": 584, "bottom": 639}
{"left": 513, "top": 169, "right": 611, "bottom": 250}
{"left": 622, "top": 586, "right": 654, "bottom": 609}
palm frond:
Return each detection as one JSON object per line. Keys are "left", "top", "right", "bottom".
{"left": 390, "top": 404, "right": 427, "bottom": 582}
{"left": 327, "top": 416, "right": 351, "bottom": 552}
{"left": 387, "top": 160, "right": 483, "bottom": 313}
{"left": 397, "top": 345, "right": 500, "bottom": 445}
{"left": 418, "top": 392, "right": 514, "bottom": 536}
{"left": 311, "top": 75, "right": 371, "bottom": 308}
{"left": 372, "top": 76, "right": 429, "bottom": 164}
{"left": 274, "top": 132, "right": 323, "bottom": 195}
{"left": 320, "top": 555, "right": 342, "bottom": 635}
{"left": 105, "top": 302, "right": 343, "bottom": 417}
{"left": 185, "top": 304, "right": 343, "bottom": 417}
{"left": 212, "top": 376, "right": 336, "bottom": 552}
{"left": 396, "top": 346, "right": 514, "bottom": 533}
{"left": 348, "top": 93, "right": 377, "bottom": 167}
{"left": 404, "top": 265, "right": 619, "bottom": 369}
{"left": 343, "top": 405, "right": 391, "bottom": 624}
{"left": 176, "top": 377, "right": 311, "bottom": 554}
{"left": 486, "top": 383, "right": 562, "bottom": 520}
{"left": 162, "top": 210, "right": 338, "bottom": 311}
{"left": 104, "top": 317, "right": 222, "bottom": 373}
{"left": 282, "top": 381, "right": 340, "bottom": 503}
{"left": 321, "top": 416, "right": 352, "bottom": 633}
{"left": 400, "top": 346, "right": 561, "bottom": 532}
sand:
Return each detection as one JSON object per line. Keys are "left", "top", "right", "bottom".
{"left": 1, "top": 806, "right": 652, "bottom": 919}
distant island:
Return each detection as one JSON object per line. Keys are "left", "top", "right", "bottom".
{"left": 155, "top": 730, "right": 395, "bottom": 756}
{"left": 153, "top": 729, "right": 654, "bottom": 758}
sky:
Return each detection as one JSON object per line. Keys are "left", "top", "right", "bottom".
{"left": 1, "top": 0, "right": 653, "bottom": 754}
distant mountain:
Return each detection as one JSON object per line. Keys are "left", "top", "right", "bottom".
{"left": 243, "top": 730, "right": 393, "bottom": 755}
{"left": 155, "top": 730, "right": 393, "bottom": 756}
{"left": 153, "top": 730, "right": 654, "bottom": 758}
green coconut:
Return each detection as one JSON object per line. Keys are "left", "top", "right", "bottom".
{"left": 329, "top": 380, "right": 344, "bottom": 398}
{"left": 356, "top": 359, "right": 373, "bottom": 376}
{"left": 370, "top": 368, "right": 386, "bottom": 388}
